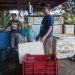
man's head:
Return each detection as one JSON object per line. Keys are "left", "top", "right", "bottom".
{"left": 12, "top": 13, "right": 17, "bottom": 20}
{"left": 41, "top": 3, "right": 51, "bottom": 15}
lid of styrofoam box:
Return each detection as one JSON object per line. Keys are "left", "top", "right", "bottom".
{"left": 53, "top": 34, "right": 75, "bottom": 39}
{"left": 59, "top": 37, "right": 75, "bottom": 39}
{"left": 53, "top": 34, "right": 72, "bottom": 37}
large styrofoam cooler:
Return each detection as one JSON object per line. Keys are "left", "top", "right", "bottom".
{"left": 53, "top": 38, "right": 75, "bottom": 59}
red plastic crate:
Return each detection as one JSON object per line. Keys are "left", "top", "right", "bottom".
{"left": 23, "top": 54, "right": 58, "bottom": 75}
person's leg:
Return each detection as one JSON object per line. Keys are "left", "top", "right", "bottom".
{"left": 48, "top": 37, "right": 53, "bottom": 53}
{"left": 15, "top": 33, "right": 21, "bottom": 48}
{"left": 43, "top": 41, "right": 48, "bottom": 54}
{"left": 11, "top": 33, "right": 15, "bottom": 53}
{"left": 43, "top": 37, "right": 53, "bottom": 54}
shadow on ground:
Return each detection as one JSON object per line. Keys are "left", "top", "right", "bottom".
{"left": 0, "top": 57, "right": 22, "bottom": 75}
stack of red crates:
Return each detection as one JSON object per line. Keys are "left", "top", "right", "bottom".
{"left": 23, "top": 54, "right": 58, "bottom": 75}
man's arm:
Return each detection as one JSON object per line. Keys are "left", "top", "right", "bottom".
{"left": 41, "top": 15, "right": 54, "bottom": 43}
{"left": 41, "top": 26, "right": 52, "bottom": 43}
{"left": 2, "top": 22, "right": 10, "bottom": 32}
{"left": 44, "top": 26, "right": 52, "bottom": 38}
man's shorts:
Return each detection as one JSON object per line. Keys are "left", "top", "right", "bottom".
{"left": 11, "top": 33, "right": 22, "bottom": 46}
{"left": 43, "top": 37, "right": 53, "bottom": 54}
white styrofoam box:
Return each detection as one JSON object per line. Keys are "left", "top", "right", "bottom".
{"left": 53, "top": 38, "right": 75, "bottom": 59}
{"left": 27, "top": 17, "right": 43, "bottom": 25}
{"left": 64, "top": 25, "right": 74, "bottom": 35}
{"left": 18, "top": 41, "right": 44, "bottom": 64}
{"left": 53, "top": 25, "right": 61, "bottom": 34}
{"left": 54, "top": 17, "right": 63, "bottom": 24}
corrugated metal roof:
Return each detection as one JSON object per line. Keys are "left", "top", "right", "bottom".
{"left": 0, "top": 0, "right": 68, "bottom": 11}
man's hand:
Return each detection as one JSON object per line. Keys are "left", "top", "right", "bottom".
{"left": 41, "top": 26, "right": 52, "bottom": 43}
{"left": 36, "top": 35, "right": 39, "bottom": 41}
{"left": 1, "top": 29, "right": 5, "bottom": 32}
{"left": 41, "top": 36, "right": 46, "bottom": 43}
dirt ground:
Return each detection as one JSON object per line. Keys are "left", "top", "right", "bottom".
{"left": 0, "top": 57, "right": 75, "bottom": 75}
{"left": 59, "top": 59, "right": 75, "bottom": 75}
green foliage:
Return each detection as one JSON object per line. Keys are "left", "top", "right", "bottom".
{"left": 0, "top": 10, "right": 11, "bottom": 27}
{"left": 63, "top": 10, "right": 74, "bottom": 24}
{"left": 63, "top": 0, "right": 75, "bottom": 24}
{"left": 4, "top": 11, "right": 11, "bottom": 26}
{"left": 20, "top": 19, "right": 28, "bottom": 29}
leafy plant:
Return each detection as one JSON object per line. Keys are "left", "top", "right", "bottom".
{"left": 63, "top": 0, "right": 75, "bottom": 24}
{"left": 0, "top": 10, "right": 11, "bottom": 27}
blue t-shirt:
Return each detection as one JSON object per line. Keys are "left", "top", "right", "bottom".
{"left": 39, "top": 14, "right": 54, "bottom": 40}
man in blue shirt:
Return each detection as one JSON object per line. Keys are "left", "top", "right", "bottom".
{"left": 36, "top": 3, "right": 54, "bottom": 54}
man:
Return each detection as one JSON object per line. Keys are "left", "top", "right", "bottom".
{"left": 36, "top": 3, "right": 54, "bottom": 54}
{"left": 2, "top": 13, "right": 23, "bottom": 53}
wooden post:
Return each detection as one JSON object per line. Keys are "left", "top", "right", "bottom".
{"left": 60, "top": 5, "right": 63, "bottom": 34}
{"left": 2, "top": 10, "right": 4, "bottom": 28}
{"left": 62, "top": 24, "right": 65, "bottom": 34}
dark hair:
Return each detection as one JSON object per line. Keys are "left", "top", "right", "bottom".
{"left": 41, "top": 3, "right": 51, "bottom": 10}
{"left": 12, "top": 13, "right": 17, "bottom": 17}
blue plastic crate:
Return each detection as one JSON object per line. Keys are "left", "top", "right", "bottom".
{"left": 19, "top": 29, "right": 28, "bottom": 35}
{"left": 0, "top": 31, "right": 11, "bottom": 49}
{"left": 0, "top": 48, "right": 10, "bottom": 61}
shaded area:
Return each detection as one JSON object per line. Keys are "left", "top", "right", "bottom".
{"left": 0, "top": 57, "right": 22, "bottom": 75}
